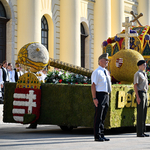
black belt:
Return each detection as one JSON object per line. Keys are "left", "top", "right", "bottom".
{"left": 96, "top": 91, "right": 109, "bottom": 95}
{"left": 138, "top": 90, "right": 146, "bottom": 93}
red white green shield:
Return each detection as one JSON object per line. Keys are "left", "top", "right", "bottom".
{"left": 13, "top": 88, "right": 41, "bottom": 124}
{"left": 116, "top": 58, "right": 123, "bottom": 68}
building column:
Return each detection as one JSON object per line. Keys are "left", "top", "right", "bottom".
{"left": 60, "top": 0, "right": 80, "bottom": 66}
{"left": 111, "top": 0, "right": 124, "bottom": 36}
{"left": 17, "top": 0, "right": 41, "bottom": 51}
{"left": 138, "top": 0, "right": 149, "bottom": 26}
{"left": 94, "top": 0, "right": 111, "bottom": 69}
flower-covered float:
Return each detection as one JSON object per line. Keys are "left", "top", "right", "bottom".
{"left": 3, "top": 14, "right": 150, "bottom": 130}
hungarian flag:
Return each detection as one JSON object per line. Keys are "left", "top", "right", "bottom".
{"left": 12, "top": 88, "right": 41, "bottom": 124}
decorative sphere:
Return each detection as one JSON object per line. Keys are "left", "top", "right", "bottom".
{"left": 103, "top": 41, "right": 108, "bottom": 47}
{"left": 17, "top": 42, "right": 49, "bottom": 72}
{"left": 110, "top": 49, "right": 144, "bottom": 84}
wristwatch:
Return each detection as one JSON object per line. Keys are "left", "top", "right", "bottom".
{"left": 93, "top": 98, "right": 97, "bottom": 100}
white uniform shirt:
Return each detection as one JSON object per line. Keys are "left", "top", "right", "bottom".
{"left": 12, "top": 70, "right": 24, "bottom": 82}
{"left": 8, "top": 70, "right": 13, "bottom": 82}
{"left": 134, "top": 70, "right": 148, "bottom": 92}
{"left": 91, "top": 66, "right": 111, "bottom": 93}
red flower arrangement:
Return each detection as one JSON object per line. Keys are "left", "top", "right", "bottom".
{"left": 59, "top": 79, "right": 62, "bottom": 83}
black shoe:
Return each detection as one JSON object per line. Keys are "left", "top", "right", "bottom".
{"left": 102, "top": 136, "right": 110, "bottom": 141}
{"left": 144, "top": 133, "right": 149, "bottom": 137}
{"left": 137, "top": 134, "right": 145, "bottom": 137}
{"left": 95, "top": 137, "right": 104, "bottom": 142}
{"left": 26, "top": 124, "right": 37, "bottom": 129}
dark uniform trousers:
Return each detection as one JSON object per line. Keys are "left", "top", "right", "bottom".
{"left": 94, "top": 92, "right": 109, "bottom": 138}
{"left": 137, "top": 91, "right": 147, "bottom": 136}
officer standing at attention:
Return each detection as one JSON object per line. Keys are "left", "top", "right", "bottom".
{"left": 134, "top": 60, "right": 149, "bottom": 137}
{"left": 91, "top": 53, "right": 111, "bottom": 142}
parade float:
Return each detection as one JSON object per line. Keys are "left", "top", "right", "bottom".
{"left": 3, "top": 12, "right": 150, "bottom": 130}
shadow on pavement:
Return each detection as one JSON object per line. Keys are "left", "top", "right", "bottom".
{"left": 1, "top": 124, "right": 150, "bottom": 140}
{"left": 24, "top": 125, "right": 150, "bottom": 135}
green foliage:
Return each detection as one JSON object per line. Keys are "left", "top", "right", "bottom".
{"left": 39, "top": 84, "right": 94, "bottom": 127}
{"left": 23, "top": 114, "right": 36, "bottom": 124}
{"left": 3, "top": 83, "right": 150, "bottom": 129}
{"left": 3, "top": 83, "right": 16, "bottom": 123}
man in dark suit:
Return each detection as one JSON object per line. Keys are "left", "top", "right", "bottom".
{"left": 1, "top": 60, "right": 9, "bottom": 98}
{"left": 1, "top": 60, "right": 9, "bottom": 82}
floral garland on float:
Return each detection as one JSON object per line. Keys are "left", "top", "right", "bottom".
{"left": 44, "top": 68, "right": 91, "bottom": 84}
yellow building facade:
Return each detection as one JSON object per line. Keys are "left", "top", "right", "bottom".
{"left": 0, "top": 0, "right": 149, "bottom": 70}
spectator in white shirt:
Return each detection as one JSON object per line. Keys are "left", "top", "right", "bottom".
{"left": 7, "top": 63, "right": 13, "bottom": 82}
{"left": 12, "top": 63, "right": 24, "bottom": 82}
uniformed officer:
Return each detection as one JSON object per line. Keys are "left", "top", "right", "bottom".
{"left": 134, "top": 60, "right": 149, "bottom": 137}
{"left": 91, "top": 53, "right": 111, "bottom": 142}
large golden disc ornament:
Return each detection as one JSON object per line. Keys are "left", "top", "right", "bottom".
{"left": 110, "top": 49, "right": 144, "bottom": 84}
{"left": 17, "top": 42, "right": 49, "bottom": 72}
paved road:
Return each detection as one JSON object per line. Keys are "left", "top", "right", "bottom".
{"left": 1, "top": 105, "right": 150, "bottom": 150}
{"left": 0, "top": 123, "right": 150, "bottom": 150}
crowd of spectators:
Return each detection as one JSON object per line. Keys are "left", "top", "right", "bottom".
{"left": 0, "top": 60, "right": 47, "bottom": 104}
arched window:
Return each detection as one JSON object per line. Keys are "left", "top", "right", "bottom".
{"left": 81, "top": 23, "right": 86, "bottom": 68}
{"left": 81, "top": 23, "right": 85, "bottom": 35}
{"left": 41, "top": 16, "right": 48, "bottom": 50}
{"left": 0, "top": 2, "right": 6, "bottom": 17}
{"left": 0, "top": 2, "right": 8, "bottom": 63}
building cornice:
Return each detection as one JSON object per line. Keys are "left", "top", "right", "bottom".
{"left": 81, "top": 0, "right": 95, "bottom": 3}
